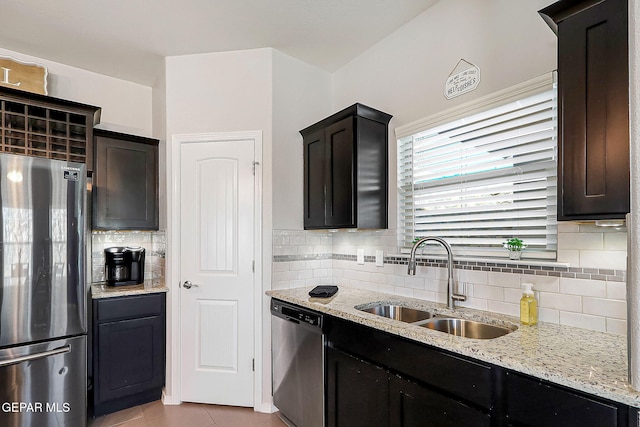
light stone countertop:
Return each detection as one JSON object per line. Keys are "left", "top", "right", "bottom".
{"left": 91, "top": 281, "right": 169, "bottom": 299}
{"left": 267, "top": 285, "right": 640, "bottom": 408}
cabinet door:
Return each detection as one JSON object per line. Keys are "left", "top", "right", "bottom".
{"left": 95, "top": 314, "right": 165, "bottom": 404}
{"left": 326, "top": 347, "right": 389, "bottom": 427}
{"left": 324, "top": 117, "right": 355, "bottom": 228}
{"left": 390, "top": 375, "right": 490, "bottom": 427}
{"left": 93, "top": 131, "right": 159, "bottom": 230}
{"left": 303, "top": 128, "right": 327, "bottom": 228}
{"left": 504, "top": 371, "right": 622, "bottom": 427}
{"left": 556, "top": 0, "right": 629, "bottom": 220}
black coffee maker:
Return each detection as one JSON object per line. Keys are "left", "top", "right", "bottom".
{"left": 104, "top": 246, "right": 146, "bottom": 286}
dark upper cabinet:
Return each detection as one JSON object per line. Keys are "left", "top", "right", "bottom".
{"left": 300, "top": 103, "right": 392, "bottom": 229}
{"left": 0, "top": 86, "right": 101, "bottom": 171}
{"left": 540, "top": 0, "right": 629, "bottom": 220}
{"left": 93, "top": 129, "right": 159, "bottom": 230}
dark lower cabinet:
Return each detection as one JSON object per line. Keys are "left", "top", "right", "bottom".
{"left": 326, "top": 347, "right": 389, "bottom": 427}
{"left": 390, "top": 375, "right": 491, "bottom": 427}
{"left": 504, "top": 372, "right": 628, "bottom": 427}
{"left": 325, "top": 315, "right": 492, "bottom": 427}
{"left": 91, "top": 293, "right": 166, "bottom": 417}
{"left": 324, "top": 314, "right": 637, "bottom": 427}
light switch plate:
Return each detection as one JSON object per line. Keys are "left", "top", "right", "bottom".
{"left": 357, "top": 249, "right": 365, "bottom": 265}
{"left": 375, "top": 250, "right": 384, "bottom": 267}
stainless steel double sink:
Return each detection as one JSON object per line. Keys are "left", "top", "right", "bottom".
{"left": 357, "top": 304, "right": 515, "bottom": 339}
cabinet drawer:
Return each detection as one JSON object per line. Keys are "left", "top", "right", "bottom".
{"left": 96, "top": 294, "right": 164, "bottom": 323}
{"left": 505, "top": 371, "right": 621, "bottom": 427}
{"left": 325, "top": 316, "right": 391, "bottom": 366}
{"left": 388, "top": 335, "right": 492, "bottom": 410}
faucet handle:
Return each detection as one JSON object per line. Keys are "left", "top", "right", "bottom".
{"left": 452, "top": 282, "right": 467, "bottom": 302}
{"left": 407, "top": 259, "right": 416, "bottom": 275}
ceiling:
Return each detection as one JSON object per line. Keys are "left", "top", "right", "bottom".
{"left": 1, "top": 0, "right": 439, "bottom": 86}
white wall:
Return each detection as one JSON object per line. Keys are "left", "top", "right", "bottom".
{"left": 0, "top": 47, "right": 153, "bottom": 136}
{"left": 331, "top": 0, "right": 556, "bottom": 231}
{"left": 272, "top": 51, "right": 332, "bottom": 230}
{"left": 331, "top": 0, "right": 556, "bottom": 127}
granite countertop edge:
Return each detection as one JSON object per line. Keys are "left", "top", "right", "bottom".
{"left": 91, "top": 281, "right": 169, "bottom": 299}
{"left": 267, "top": 286, "right": 640, "bottom": 408}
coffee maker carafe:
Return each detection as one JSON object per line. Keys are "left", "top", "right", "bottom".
{"left": 104, "top": 246, "right": 146, "bottom": 286}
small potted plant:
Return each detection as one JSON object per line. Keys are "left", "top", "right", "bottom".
{"left": 504, "top": 237, "right": 526, "bottom": 260}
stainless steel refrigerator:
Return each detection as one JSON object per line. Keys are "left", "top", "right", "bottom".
{"left": 0, "top": 153, "right": 87, "bottom": 427}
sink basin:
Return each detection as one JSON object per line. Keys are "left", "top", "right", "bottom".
{"left": 418, "top": 317, "right": 512, "bottom": 339}
{"left": 358, "top": 304, "right": 435, "bottom": 323}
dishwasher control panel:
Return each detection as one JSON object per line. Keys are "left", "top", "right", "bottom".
{"left": 271, "top": 299, "right": 323, "bottom": 328}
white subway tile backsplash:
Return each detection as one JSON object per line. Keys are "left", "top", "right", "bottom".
{"left": 582, "top": 297, "right": 627, "bottom": 320}
{"left": 557, "top": 232, "right": 603, "bottom": 250}
{"left": 559, "top": 312, "right": 607, "bottom": 332}
{"left": 461, "top": 298, "right": 489, "bottom": 311}
{"left": 606, "top": 318, "right": 627, "bottom": 335}
{"left": 486, "top": 301, "right": 519, "bottom": 317}
{"left": 525, "top": 276, "right": 560, "bottom": 293}
{"left": 606, "top": 281, "right": 627, "bottom": 300}
{"left": 538, "top": 292, "right": 582, "bottom": 312}
{"left": 579, "top": 250, "right": 627, "bottom": 269}
{"left": 394, "top": 286, "right": 414, "bottom": 298}
{"left": 455, "top": 269, "right": 488, "bottom": 285}
{"left": 487, "top": 272, "right": 522, "bottom": 288}
{"left": 559, "top": 277, "right": 606, "bottom": 297}
{"left": 473, "top": 284, "right": 504, "bottom": 301}
{"left": 538, "top": 308, "right": 560, "bottom": 323}
{"left": 604, "top": 233, "right": 628, "bottom": 250}
{"left": 313, "top": 269, "right": 329, "bottom": 278}
{"left": 504, "top": 288, "right": 523, "bottom": 304}
{"left": 297, "top": 270, "right": 313, "bottom": 280}
{"left": 413, "top": 289, "right": 437, "bottom": 301}
{"left": 404, "top": 276, "right": 426, "bottom": 290}
{"left": 271, "top": 226, "right": 630, "bottom": 336}
{"left": 556, "top": 250, "right": 580, "bottom": 266}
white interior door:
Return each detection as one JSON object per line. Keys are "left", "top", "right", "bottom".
{"left": 179, "top": 136, "right": 256, "bottom": 406}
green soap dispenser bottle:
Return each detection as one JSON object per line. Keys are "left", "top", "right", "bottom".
{"left": 520, "top": 283, "right": 538, "bottom": 325}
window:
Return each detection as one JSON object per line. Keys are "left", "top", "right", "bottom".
{"left": 397, "top": 74, "right": 557, "bottom": 259}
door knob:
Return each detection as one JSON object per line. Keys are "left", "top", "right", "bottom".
{"left": 183, "top": 281, "right": 198, "bottom": 289}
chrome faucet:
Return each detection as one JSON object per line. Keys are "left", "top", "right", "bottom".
{"left": 408, "top": 236, "right": 466, "bottom": 309}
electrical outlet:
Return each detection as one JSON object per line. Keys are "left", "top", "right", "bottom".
{"left": 375, "top": 250, "right": 384, "bottom": 267}
{"left": 357, "top": 249, "right": 365, "bottom": 265}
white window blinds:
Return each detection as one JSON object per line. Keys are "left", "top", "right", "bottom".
{"left": 397, "top": 75, "right": 558, "bottom": 259}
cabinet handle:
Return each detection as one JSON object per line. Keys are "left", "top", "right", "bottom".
{"left": 183, "top": 281, "right": 198, "bottom": 289}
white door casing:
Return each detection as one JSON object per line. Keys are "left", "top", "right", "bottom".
{"left": 174, "top": 132, "right": 262, "bottom": 406}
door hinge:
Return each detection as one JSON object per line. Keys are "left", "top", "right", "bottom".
{"left": 252, "top": 358, "right": 255, "bottom": 371}
{"left": 252, "top": 161, "right": 260, "bottom": 175}
{"left": 252, "top": 260, "right": 255, "bottom": 272}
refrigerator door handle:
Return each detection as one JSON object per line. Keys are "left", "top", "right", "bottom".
{"left": 0, "top": 345, "right": 71, "bottom": 368}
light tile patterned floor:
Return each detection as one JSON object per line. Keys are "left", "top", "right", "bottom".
{"left": 88, "top": 401, "right": 288, "bottom": 427}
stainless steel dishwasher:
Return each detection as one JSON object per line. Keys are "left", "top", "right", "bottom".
{"left": 271, "top": 299, "right": 324, "bottom": 427}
